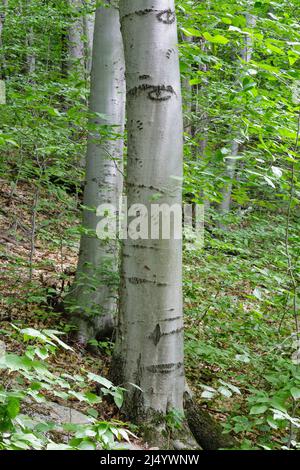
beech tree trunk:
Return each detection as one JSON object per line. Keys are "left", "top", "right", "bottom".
{"left": 113, "top": 0, "right": 185, "bottom": 421}
{"left": 26, "top": 26, "right": 35, "bottom": 75}
{"left": 219, "top": 139, "right": 239, "bottom": 216}
{"left": 66, "top": 2, "right": 125, "bottom": 346}
{"left": 83, "top": 1, "right": 95, "bottom": 76}
{"left": 67, "top": 0, "right": 85, "bottom": 77}
{"left": 0, "top": 0, "right": 7, "bottom": 78}
{"left": 26, "top": 0, "right": 35, "bottom": 76}
{"left": 220, "top": 13, "right": 256, "bottom": 217}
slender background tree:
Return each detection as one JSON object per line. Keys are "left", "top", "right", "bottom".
{"left": 67, "top": 1, "right": 125, "bottom": 347}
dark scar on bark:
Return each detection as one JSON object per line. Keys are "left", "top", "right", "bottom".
{"left": 161, "top": 315, "right": 182, "bottom": 322}
{"left": 126, "top": 181, "right": 164, "bottom": 193}
{"left": 139, "top": 74, "right": 151, "bottom": 80}
{"left": 150, "top": 324, "right": 161, "bottom": 346}
{"left": 128, "top": 8, "right": 154, "bottom": 18}
{"left": 150, "top": 324, "right": 183, "bottom": 346}
{"left": 146, "top": 362, "right": 183, "bottom": 374}
{"left": 161, "top": 326, "right": 184, "bottom": 337}
{"left": 126, "top": 276, "right": 167, "bottom": 286}
{"left": 127, "top": 276, "right": 151, "bottom": 285}
{"left": 130, "top": 244, "right": 159, "bottom": 251}
{"left": 121, "top": 8, "right": 175, "bottom": 23}
{"left": 156, "top": 9, "right": 176, "bottom": 24}
{"left": 128, "top": 84, "right": 176, "bottom": 102}
{"left": 136, "top": 120, "right": 143, "bottom": 130}
{"left": 166, "top": 48, "right": 175, "bottom": 59}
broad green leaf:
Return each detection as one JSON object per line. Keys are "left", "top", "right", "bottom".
{"left": 250, "top": 405, "right": 268, "bottom": 415}
{"left": 290, "top": 388, "right": 300, "bottom": 400}
{"left": 180, "top": 27, "right": 202, "bottom": 38}
{"left": 87, "top": 372, "right": 112, "bottom": 389}
{"left": 203, "top": 32, "right": 229, "bottom": 45}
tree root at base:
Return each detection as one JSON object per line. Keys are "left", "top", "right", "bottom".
{"left": 184, "top": 392, "right": 237, "bottom": 450}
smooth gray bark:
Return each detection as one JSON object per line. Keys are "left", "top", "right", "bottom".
{"left": 113, "top": 0, "right": 185, "bottom": 420}
{"left": 0, "top": 0, "right": 7, "bottom": 77}
{"left": 67, "top": 3, "right": 125, "bottom": 346}
{"left": 67, "top": 0, "right": 85, "bottom": 77}
{"left": 26, "top": 26, "right": 35, "bottom": 75}
{"left": 25, "top": 0, "right": 35, "bottom": 76}
{"left": 219, "top": 139, "right": 239, "bottom": 216}
{"left": 83, "top": 2, "right": 95, "bottom": 76}
{"left": 220, "top": 14, "right": 256, "bottom": 217}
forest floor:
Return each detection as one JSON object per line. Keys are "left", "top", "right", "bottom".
{"left": 0, "top": 179, "right": 298, "bottom": 449}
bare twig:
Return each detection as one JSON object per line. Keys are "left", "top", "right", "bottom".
{"left": 29, "top": 187, "right": 39, "bottom": 282}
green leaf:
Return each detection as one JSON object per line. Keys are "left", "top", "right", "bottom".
{"left": 20, "top": 328, "right": 56, "bottom": 347}
{"left": 84, "top": 392, "right": 102, "bottom": 405}
{"left": 219, "top": 379, "right": 241, "bottom": 395}
{"left": 47, "top": 443, "right": 72, "bottom": 450}
{"left": 250, "top": 405, "right": 268, "bottom": 415}
{"left": 203, "top": 32, "right": 229, "bottom": 45}
{"left": 264, "top": 176, "right": 275, "bottom": 188}
{"left": 77, "top": 440, "right": 96, "bottom": 450}
{"left": 87, "top": 372, "right": 112, "bottom": 389}
{"left": 180, "top": 27, "right": 202, "bottom": 38}
{"left": 113, "top": 390, "right": 124, "bottom": 409}
{"left": 7, "top": 398, "right": 20, "bottom": 419}
{"left": 235, "top": 354, "right": 250, "bottom": 363}
{"left": 218, "top": 386, "right": 232, "bottom": 398}
{"left": 290, "top": 388, "right": 300, "bottom": 400}
{"left": 201, "top": 390, "right": 215, "bottom": 399}
{"left": 46, "top": 333, "right": 73, "bottom": 351}
{"left": 222, "top": 17, "right": 232, "bottom": 25}
{"left": 189, "top": 78, "right": 202, "bottom": 86}
{"left": 266, "top": 41, "right": 284, "bottom": 55}
{"left": 253, "top": 287, "right": 262, "bottom": 300}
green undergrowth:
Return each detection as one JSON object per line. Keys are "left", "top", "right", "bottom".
{"left": 184, "top": 211, "right": 300, "bottom": 449}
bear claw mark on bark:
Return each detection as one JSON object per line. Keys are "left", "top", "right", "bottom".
{"left": 136, "top": 120, "right": 144, "bottom": 130}
{"left": 128, "top": 84, "right": 176, "bottom": 102}
{"left": 166, "top": 48, "right": 175, "bottom": 59}
{"left": 156, "top": 9, "right": 176, "bottom": 25}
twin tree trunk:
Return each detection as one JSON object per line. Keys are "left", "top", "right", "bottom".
{"left": 67, "top": 3, "right": 125, "bottom": 346}
{"left": 70, "top": 1, "right": 230, "bottom": 446}
{"left": 112, "top": 0, "right": 185, "bottom": 420}
{"left": 70, "top": 0, "right": 186, "bottom": 423}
